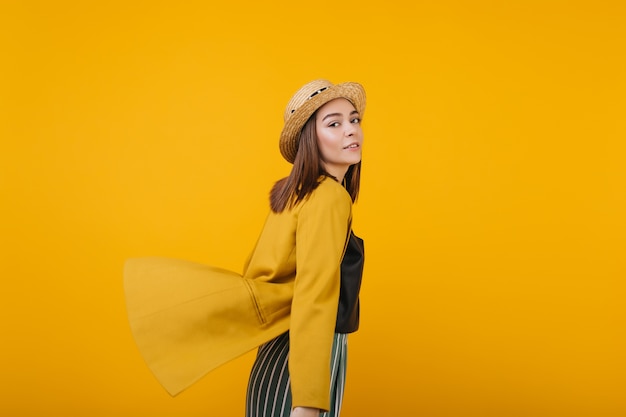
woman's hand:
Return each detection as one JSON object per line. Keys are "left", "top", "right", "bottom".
{"left": 290, "top": 406, "right": 320, "bottom": 417}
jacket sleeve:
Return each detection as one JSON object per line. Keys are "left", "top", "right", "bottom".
{"left": 289, "top": 181, "right": 352, "bottom": 411}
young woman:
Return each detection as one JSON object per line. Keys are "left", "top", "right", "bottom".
{"left": 124, "top": 79, "right": 366, "bottom": 417}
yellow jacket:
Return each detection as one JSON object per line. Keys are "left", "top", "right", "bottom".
{"left": 124, "top": 176, "right": 352, "bottom": 411}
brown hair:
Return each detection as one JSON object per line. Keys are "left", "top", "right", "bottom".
{"left": 270, "top": 113, "right": 361, "bottom": 213}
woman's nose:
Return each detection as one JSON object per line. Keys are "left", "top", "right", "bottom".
{"left": 344, "top": 123, "right": 356, "bottom": 136}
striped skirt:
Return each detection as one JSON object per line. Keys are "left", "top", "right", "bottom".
{"left": 246, "top": 332, "right": 348, "bottom": 417}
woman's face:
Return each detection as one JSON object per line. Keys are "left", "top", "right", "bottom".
{"left": 315, "top": 98, "right": 363, "bottom": 180}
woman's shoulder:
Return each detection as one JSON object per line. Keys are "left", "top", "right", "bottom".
{"left": 305, "top": 176, "right": 352, "bottom": 207}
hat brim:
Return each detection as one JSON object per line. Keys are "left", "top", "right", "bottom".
{"left": 279, "top": 82, "right": 366, "bottom": 163}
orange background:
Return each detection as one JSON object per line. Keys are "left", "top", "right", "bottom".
{"left": 1, "top": 1, "right": 624, "bottom": 416}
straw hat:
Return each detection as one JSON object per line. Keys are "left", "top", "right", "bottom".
{"left": 279, "top": 79, "right": 366, "bottom": 163}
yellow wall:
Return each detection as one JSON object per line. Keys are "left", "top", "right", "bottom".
{"left": 1, "top": 1, "right": 624, "bottom": 416}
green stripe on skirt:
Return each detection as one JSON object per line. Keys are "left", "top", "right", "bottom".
{"left": 246, "top": 332, "right": 348, "bottom": 417}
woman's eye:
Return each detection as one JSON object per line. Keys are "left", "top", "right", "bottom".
{"left": 329, "top": 122, "right": 340, "bottom": 127}
{"left": 351, "top": 117, "right": 361, "bottom": 124}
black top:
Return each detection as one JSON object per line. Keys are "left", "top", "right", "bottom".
{"left": 335, "top": 231, "right": 365, "bottom": 333}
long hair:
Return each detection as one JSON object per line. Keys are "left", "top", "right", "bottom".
{"left": 270, "top": 112, "right": 361, "bottom": 213}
